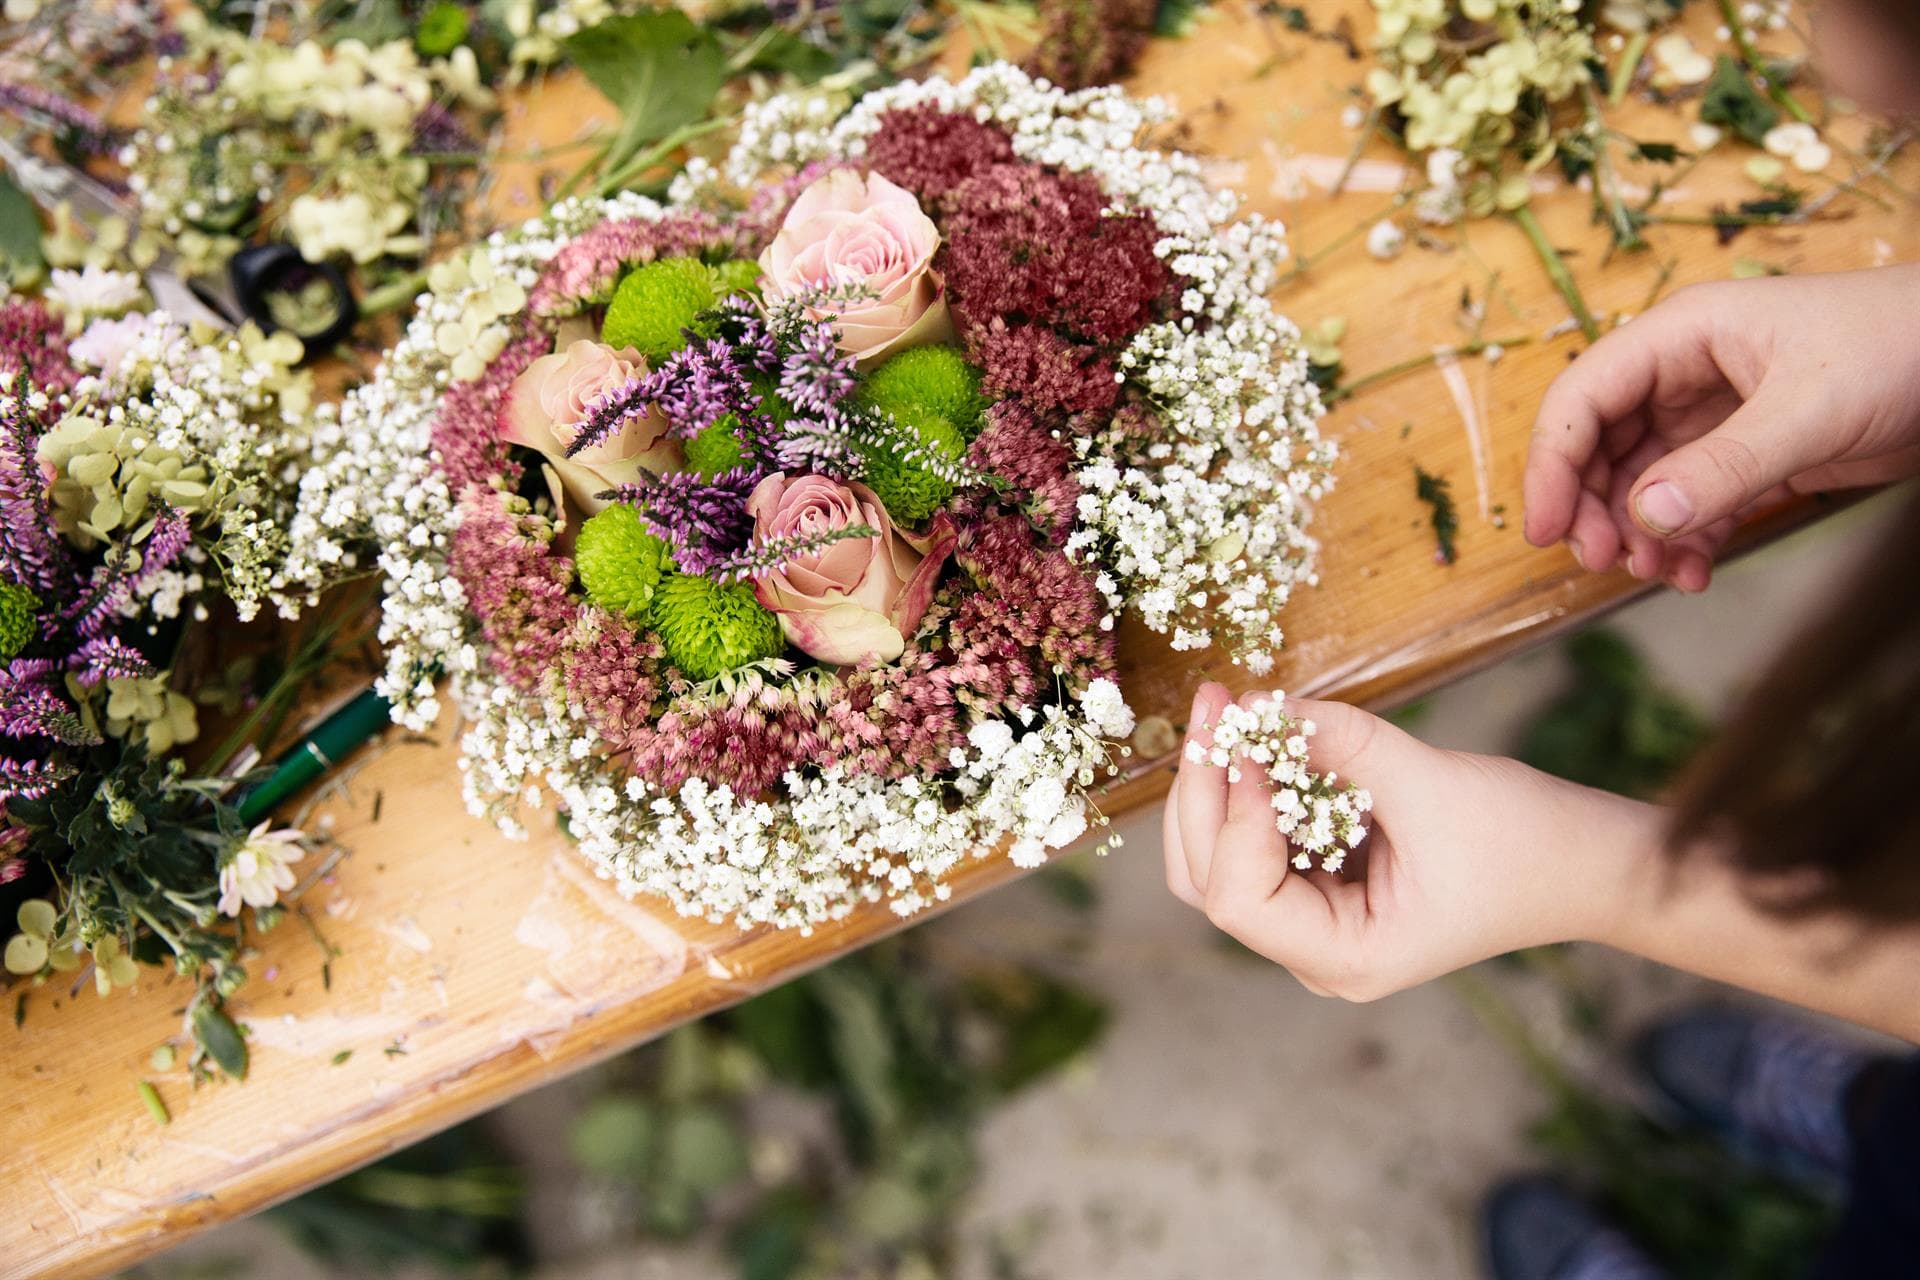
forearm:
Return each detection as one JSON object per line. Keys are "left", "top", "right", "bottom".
{"left": 1591, "top": 832, "right": 1920, "bottom": 1043}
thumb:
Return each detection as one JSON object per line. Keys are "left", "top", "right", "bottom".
{"left": 1627, "top": 388, "right": 1829, "bottom": 538}
{"left": 1284, "top": 697, "right": 1421, "bottom": 791}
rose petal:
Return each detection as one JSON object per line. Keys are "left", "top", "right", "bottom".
{"left": 777, "top": 601, "right": 906, "bottom": 665}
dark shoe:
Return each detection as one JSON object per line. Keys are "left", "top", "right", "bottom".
{"left": 1482, "top": 1176, "right": 1668, "bottom": 1280}
{"left": 1635, "top": 1005, "right": 1884, "bottom": 1186}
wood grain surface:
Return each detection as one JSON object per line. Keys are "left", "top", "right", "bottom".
{"left": 5, "top": 3, "right": 1913, "bottom": 1276}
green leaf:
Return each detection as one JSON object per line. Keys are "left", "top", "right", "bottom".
{"left": 415, "top": 2, "right": 471, "bottom": 57}
{"left": 1701, "top": 55, "right": 1779, "bottom": 147}
{"left": 811, "top": 966, "right": 902, "bottom": 1143}
{"left": 568, "top": 1094, "right": 655, "bottom": 1177}
{"left": 658, "top": 1103, "right": 748, "bottom": 1197}
{"left": 0, "top": 171, "right": 45, "bottom": 279}
{"left": 728, "top": 1187, "right": 817, "bottom": 1280}
{"left": 563, "top": 13, "right": 726, "bottom": 178}
{"left": 743, "top": 28, "right": 840, "bottom": 82}
{"left": 192, "top": 1001, "right": 250, "bottom": 1080}
{"left": 977, "top": 972, "right": 1109, "bottom": 1094}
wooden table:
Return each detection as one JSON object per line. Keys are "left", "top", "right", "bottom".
{"left": 5, "top": 5, "right": 1912, "bottom": 1276}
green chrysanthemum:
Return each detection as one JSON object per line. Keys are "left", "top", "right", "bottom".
{"left": 0, "top": 582, "right": 39, "bottom": 659}
{"left": 708, "top": 258, "right": 762, "bottom": 299}
{"left": 576, "top": 506, "right": 672, "bottom": 622}
{"left": 684, "top": 416, "right": 746, "bottom": 478}
{"left": 652, "top": 573, "right": 785, "bottom": 681}
{"left": 602, "top": 258, "right": 719, "bottom": 361}
{"left": 859, "top": 345, "right": 989, "bottom": 439}
{"left": 858, "top": 413, "right": 964, "bottom": 524}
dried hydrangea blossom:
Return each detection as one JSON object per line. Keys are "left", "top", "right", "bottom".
{"left": 1185, "top": 696, "right": 1373, "bottom": 873}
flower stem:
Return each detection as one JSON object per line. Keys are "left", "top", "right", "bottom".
{"left": 593, "top": 115, "right": 736, "bottom": 198}
{"left": 1715, "top": 0, "right": 1813, "bottom": 124}
{"left": 1608, "top": 30, "right": 1647, "bottom": 107}
{"left": 1509, "top": 205, "right": 1600, "bottom": 342}
{"left": 1324, "top": 334, "right": 1534, "bottom": 405}
{"left": 359, "top": 269, "right": 430, "bottom": 318}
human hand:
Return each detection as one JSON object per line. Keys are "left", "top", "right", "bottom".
{"left": 1524, "top": 265, "right": 1920, "bottom": 592}
{"left": 1163, "top": 684, "right": 1662, "bottom": 1000}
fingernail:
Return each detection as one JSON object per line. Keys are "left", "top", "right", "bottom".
{"left": 1635, "top": 481, "right": 1692, "bottom": 535}
{"left": 1567, "top": 537, "right": 1586, "bottom": 569}
{"left": 1189, "top": 687, "right": 1212, "bottom": 735}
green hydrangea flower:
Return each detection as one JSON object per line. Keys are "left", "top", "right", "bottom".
{"left": 684, "top": 417, "right": 746, "bottom": 478}
{"left": 652, "top": 574, "right": 786, "bottom": 682}
{"left": 859, "top": 346, "right": 989, "bottom": 439}
{"left": 602, "top": 258, "right": 719, "bottom": 362}
{"left": 0, "top": 582, "right": 39, "bottom": 659}
{"left": 859, "top": 414, "right": 964, "bottom": 524}
{"left": 576, "top": 506, "right": 672, "bottom": 622}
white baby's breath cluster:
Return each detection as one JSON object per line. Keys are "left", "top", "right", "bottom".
{"left": 717, "top": 63, "right": 1338, "bottom": 672}
{"left": 460, "top": 676, "right": 1134, "bottom": 929}
{"left": 43, "top": 314, "right": 316, "bottom": 620}
{"left": 124, "top": 16, "right": 492, "bottom": 272}
{"left": 1185, "top": 697, "right": 1373, "bottom": 873}
{"left": 292, "top": 65, "right": 1345, "bottom": 928}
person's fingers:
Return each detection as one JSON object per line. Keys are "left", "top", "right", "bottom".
{"left": 1789, "top": 442, "right": 1920, "bottom": 494}
{"left": 1664, "top": 546, "right": 1712, "bottom": 593}
{"left": 1627, "top": 386, "right": 1842, "bottom": 540}
{"left": 1177, "top": 683, "right": 1233, "bottom": 897}
{"left": 1162, "top": 769, "right": 1203, "bottom": 908}
{"left": 1282, "top": 697, "right": 1422, "bottom": 796}
{"left": 1525, "top": 303, "right": 1706, "bottom": 546}
{"left": 1568, "top": 487, "right": 1622, "bottom": 571}
{"left": 1203, "top": 751, "right": 1339, "bottom": 961}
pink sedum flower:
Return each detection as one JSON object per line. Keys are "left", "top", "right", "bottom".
{"left": 747, "top": 472, "right": 956, "bottom": 665}
{"left": 499, "top": 338, "right": 683, "bottom": 513}
{"left": 758, "top": 170, "right": 954, "bottom": 366}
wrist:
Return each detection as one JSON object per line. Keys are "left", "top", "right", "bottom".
{"left": 1550, "top": 784, "right": 1670, "bottom": 951}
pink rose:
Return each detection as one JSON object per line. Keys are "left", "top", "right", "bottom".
{"left": 747, "top": 472, "right": 956, "bottom": 665}
{"left": 500, "top": 338, "right": 684, "bottom": 514}
{"left": 758, "top": 169, "right": 954, "bottom": 367}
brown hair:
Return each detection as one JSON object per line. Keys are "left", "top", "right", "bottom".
{"left": 1667, "top": 485, "right": 1920, "bottom": 921}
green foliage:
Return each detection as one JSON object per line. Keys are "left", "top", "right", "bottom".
{"left": 564, "top": 12, "right": 726, "bottom": 184}
{"left": 858, "top": 345, "right": 988, "bottom": 439}
{"left": 684, "top": 416, "right": 747, "bottom": 478}
{"left": 0, "top": 172, "right": 45, "bottom": 283}
{"left": 602, "top": 256, "right": 719, "bottom": 361}
{"left": 1529, "top": 1091, "right": 1835, "bottom": 1280}
{"left": 571, "top": 936, "right": 1109, "bottom": 1278}
{"left": 1517, "top": 628, "right": 1710, "bottom": 799}
{"left": 413, "top": 1, "right": 470, "bottom": 57}
{"left": 652, "top": 573, "right": 786, "bottom": 681}
{"left": 1701, "top": 55, "right": 1779, "bottom": 147}
{"left": 1414, "top": 465, "right": 1459, "bottom": 565}
{"left": 709, "top": 257, "right": 763, "bottom": 299}
{"left": 190, "top": 1001, "right": 250, "bottom": 1081}
{"left": 268, "top": 1124, "right": 529, "bottom": 1271}
{"left": 576, "top": 504, "right": 672, "bottom": 621}
{"left": 859, "top": 413, "right": 963, "bottom": 524}
{"left": 0, "top": 581, "right": 40, "bottom": 658}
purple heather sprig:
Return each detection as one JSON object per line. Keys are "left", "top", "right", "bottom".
{"left": 0, "top": 667, "right": 99, "bottom": 745}
{"left": 777, "top": 322, "right": 857, "bottom": 416}
{"left": 0, "top": 379, "right": 67, "bottom": 598}
{"left": 704, "top": 522, "right": 878, "bottom": 584}
{"left": 0, "top": 81, "right": 122, "bottom": 154}
{"left": 0, "top": 758, "right": 78, "bottom": 803}
{"left": 598, "top": 468, "right": 758, "bottom": 575}
{"left": 64, "top": 506, "right": 191, "bottom": 639}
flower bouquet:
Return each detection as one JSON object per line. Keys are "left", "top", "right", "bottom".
{"left": 287, "top": 64, "right": 1359, "bottom": 930}
{"left": 1, "top": 286, "right": 328, "bottom": 1077}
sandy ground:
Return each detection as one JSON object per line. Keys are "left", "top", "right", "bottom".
{"left": 145, "top": 491, "right": 1906, "bottom": 1280}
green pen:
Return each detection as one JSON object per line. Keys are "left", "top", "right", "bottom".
{"left": 236, "top": 686, "right": 394, "bottom": 825}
